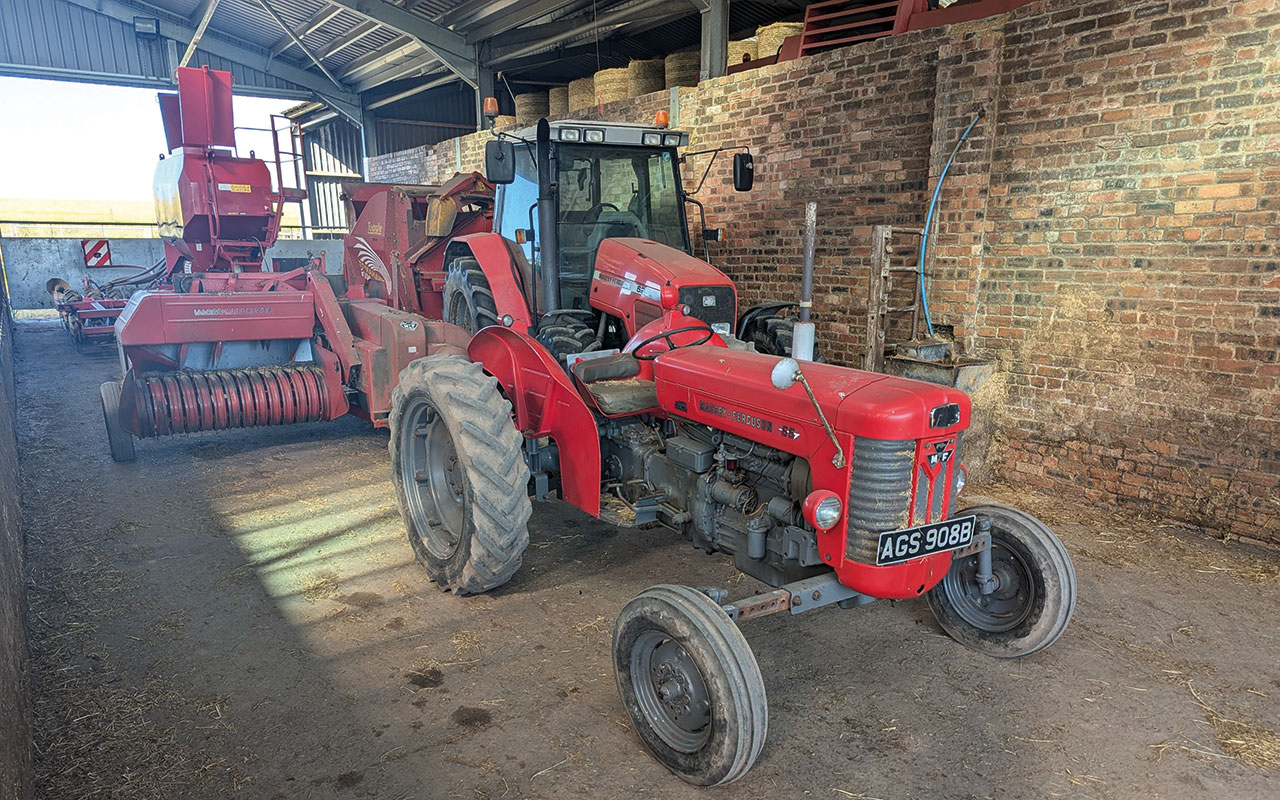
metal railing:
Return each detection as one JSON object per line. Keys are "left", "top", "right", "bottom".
{"left": 0, "top": 221, "right": 309, "bottom": 239}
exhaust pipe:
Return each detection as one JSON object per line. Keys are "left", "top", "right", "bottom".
{"left": 792, "top": 201, "right": 817, "bottom": 361}
{"left": 536, "top": 119, "right": 559, "bottom": 318}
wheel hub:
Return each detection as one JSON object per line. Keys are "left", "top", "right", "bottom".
{"left": 943, "top": 540, "right": 1036, "bottom": 633}
{"left": 400, "top": 400, "right": 466, "bottom": 559}
{"left": 632, "top": 633, "right": 711, "bottom": 753}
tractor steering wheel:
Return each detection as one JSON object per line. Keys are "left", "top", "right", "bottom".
{"left": 631, "top": 325, "right": 716, "bottom": 360}
{"left": 587, "top": 202, "right": 620, "bottom": 222}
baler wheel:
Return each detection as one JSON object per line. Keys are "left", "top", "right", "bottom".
{"left": 99, "top": 382, "right": 136, "bottom": 463}
{"left": 927, "top": 503, "right": 1076, "bottom": 658}
{"left": 443, "top": 258, "right": 501, "bottom": 334}
{"left": 613, "top": 585, "right": 767, "bottom": 786}
{"left": 389, "top": 355, "right": 532, "bottom": 595}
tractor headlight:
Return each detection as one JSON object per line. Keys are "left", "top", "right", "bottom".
{"left": 584, "top": 128, "right": 604, "bottom": 143}
{"left": 642, "top": 132, "right": 662, "bottom": 146}
{"left": 954, "top": 464, "right": 967, "bottom": 496}
{"left": 559, "top": 127, "right": 581, "bottom": 142}
{"left": 662, "top": 133, "right": 681, "bottom": 147}
{"left": 802, "top": 490, "right": 843, "bottom": 531}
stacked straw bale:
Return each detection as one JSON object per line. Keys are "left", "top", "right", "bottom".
{"left": 593, "top": 67, "right": 629, "bottom": 105}
{"left": 569, "top": 77, "right": 595, "bottom": 111}
{"left": 548, "top": 87, "right": 569, "bottom": 116}
{"left": 627, "top": 59, "right": 665, "bottom": 96}
{"left": 514, "top": 92, "right": 549, "bottom": 124}
{"left": 727, "top": 39, "right": 757, "bottom": 67}
{"left": 664, "top": 51, "right": 699, "bottom": 88}
{"left": 756, "top": 22, "right": 803, "bottom": 58}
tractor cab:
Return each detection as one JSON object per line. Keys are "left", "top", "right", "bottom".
{"left": 485, "top": 115, "right": 756, "bottom": 356}
{"left": 489, "top": 119, "right": 694, "bottom": 311}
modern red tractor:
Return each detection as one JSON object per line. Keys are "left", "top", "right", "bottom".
{"left": 99, "top": 72, "right": 1075, "bottom": 786}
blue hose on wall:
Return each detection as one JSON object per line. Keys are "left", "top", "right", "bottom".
{"left": 919, "top": 109, "right": 985, "bottom": 338}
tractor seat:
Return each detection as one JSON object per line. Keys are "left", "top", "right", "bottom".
{"left": 571, "top": 353, "right": 659, "bottom": 416}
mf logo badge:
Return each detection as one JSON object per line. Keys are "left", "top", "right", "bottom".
{"left": 926, "top": 440, "right": 954, "bottom": 468}
{"left": 399, "top": 320, "right": 419, "bottom": 331}
{"left": 352, "top": 236, "right": 391, "bottom": 285}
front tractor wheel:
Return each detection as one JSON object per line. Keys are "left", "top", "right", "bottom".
{"left": 927, "top": 503, "right": 1076, "bottom": 658}
{"left": 613, "top": 585, "right": 768, "bottom": 786}
{"left": 389, "top": 355, "right": 532, "bottom": 595}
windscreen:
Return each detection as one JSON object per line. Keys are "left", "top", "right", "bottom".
{"left": 555, "top": 144, "right": 688, "bottom": 306}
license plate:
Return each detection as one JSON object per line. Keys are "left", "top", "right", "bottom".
{"left": 875, "top": 515, "right": 976, "bottom": 566}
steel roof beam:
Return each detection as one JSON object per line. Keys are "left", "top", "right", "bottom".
{"left": 61, "top": 0, "right": 361, "bottom": 123}
{"left": 179, "top": 0, "right": 221, "bottom": 68}
{"left": 460, "top": 0, "right": 581, "bottom": 42}
{"left": 488, "top": 0, "right": 676, "bottom": 66}
{"left": 352, "top": 53, "right": 440, "bottom": 92}
{"left": 312, "top": 20, "right": 378, "bottom": 62}
{"left": 269, "top": 3, "right": 342, "bottom": 58}
{"left": 337, "top": 37, "right": 417, "bottom": 81}
{"left": 255, "top": 0, "right": 345, "bottom": 91}
{"left": 323, "top": 1, "right": 477, "bottom": 85}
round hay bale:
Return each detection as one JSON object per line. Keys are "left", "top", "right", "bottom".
{"left": 569, "top": 76, "right": 595, "bottom": 111}
{"left": 727, "top": 39, "right": 757, "bottom": 67}
{"left": 593, "top": 67, "right": 630, "bottom": 104}
{"left": 756, "top": 22, "right": 803, "bottom": 58}
{"left": 514, "top": 91, "right": 550, "bottom": 125}
{"left": 548, "top": 86, "right": 569, "bottom": 116}
{"left": 627, "top": 59, "right": 665, "bottom": 97}
{"left": 664, "top": 50, "right": 700, "bottom": 88}
{"left": 493, "top": 114, "right": 516, "bottom": 130}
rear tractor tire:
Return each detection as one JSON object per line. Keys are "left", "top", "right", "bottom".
{"left": 926, "top": 503, "right": 1076, "bottom": 658}
{"left": 613, "top": 585, "right": 768, "bottom": 786}
{"left": 742, "top": 311, "right": 811, "bottom": 359}
{"left": 442, "top": 258, "right": 500, "bottom": 334}
{"left": 389, "top": 355, "right": 532, "bottom": 595}
{"left": 536, "top": 310, "right": 600, "bottom": 365}
{"left": 99, "top": 381, "right": 136, "bottom": 463}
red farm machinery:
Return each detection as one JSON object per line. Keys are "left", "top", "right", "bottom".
{"left": 100, "top": 68, "right": 1076, "bottom": 785}
{"left": 50, "top": 67, "right": 304, "bottom": 354}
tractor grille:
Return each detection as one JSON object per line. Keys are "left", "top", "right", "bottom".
{"left": 679, "top": 286, "right": 736, "bottom": 331}
{"left": 846, "top": 437, "right": 915, "bottom": 563}
{"left": 914, "top": 432, "right": 963, "bottom": 524}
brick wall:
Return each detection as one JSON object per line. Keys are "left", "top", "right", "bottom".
{"left": 368, "top": 0, "right": 1278, "bottom": 545}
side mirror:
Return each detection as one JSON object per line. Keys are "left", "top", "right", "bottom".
{"left": 770, "top": 357, "right": 799, "bottom": 390}
{"left": 703, "top": 227, "right": 724, "bottom": 243}
{"left": 485, "top": 140, "right": 515, "bottom": 185}
{"left": 733, "top": 152, "right": 754, "bottom": 192}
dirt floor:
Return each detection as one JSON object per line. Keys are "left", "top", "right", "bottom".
{"left": 14, "top": 317, "right": 1280, "bottom": 799}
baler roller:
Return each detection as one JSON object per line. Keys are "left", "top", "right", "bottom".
{"left": 134, "top": 366, "right": 329, "bottom": 437}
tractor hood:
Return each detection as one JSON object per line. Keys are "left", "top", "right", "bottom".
{"left": 594, "top": 238, "right": 735, "bottom": 293}
{"left": 652, "top": 348, "right": 970, "bottom": 446}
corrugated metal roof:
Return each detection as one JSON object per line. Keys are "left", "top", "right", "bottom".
{"left": 1, "top": 0, "right": 814, "bottom": 120}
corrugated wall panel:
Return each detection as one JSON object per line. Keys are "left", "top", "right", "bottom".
{"left": 301, "top": 117, "right": 363, "bottom": 237}
{"left": 0, "top": 0, "right": 315, "bottom": 99}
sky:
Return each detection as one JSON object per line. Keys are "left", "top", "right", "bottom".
{"left": 0, "top": 76, "right": 297, "bottom": 204}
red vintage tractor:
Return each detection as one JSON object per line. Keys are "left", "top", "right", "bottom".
{"left": 100, "top": 70, "right": 1075, "bottom": 786}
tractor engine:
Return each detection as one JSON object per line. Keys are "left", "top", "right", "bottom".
{"left": 602, "top": 419, "right": 824, "bottom": 588}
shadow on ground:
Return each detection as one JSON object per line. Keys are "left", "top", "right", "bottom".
{"left": 16, "top": 319, "right": 1280, "bottom": 799}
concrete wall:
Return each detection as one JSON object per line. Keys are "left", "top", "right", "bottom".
{"left": 369, "top": 0, "right": 1279, "bottom": 546}
{"left": 0, "top": 280, "right": 33, "bottom": 798}
{"left": 0, "top": 238, "right": 347, "bottom": 310}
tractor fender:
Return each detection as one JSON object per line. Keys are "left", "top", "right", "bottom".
{"left": 467, "top": 326, "right": 601, "bottom": 517}
{"left": 444, "top": 233, "right": 535, "bottom": 332}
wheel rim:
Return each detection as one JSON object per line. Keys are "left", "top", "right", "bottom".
{"left": 941, "top": 537, "right": 1036, "bottom": 633}
{"left": 630, "top": 631, "right": 712, "bottom": 753}
{"left": 399, "top": 398, "right": 466, "bottom": 559}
